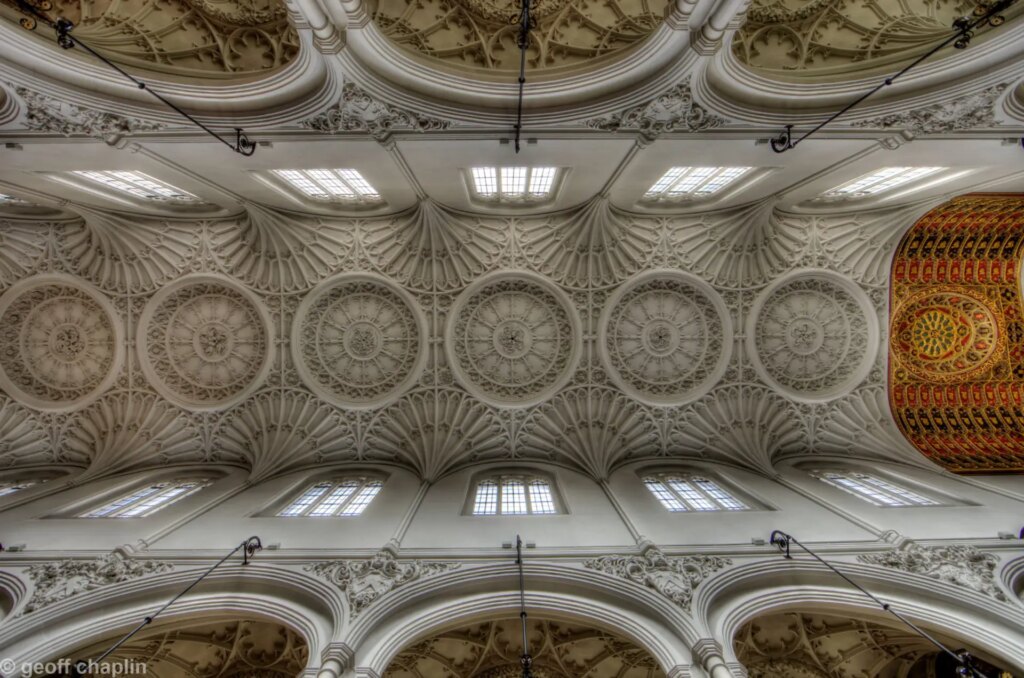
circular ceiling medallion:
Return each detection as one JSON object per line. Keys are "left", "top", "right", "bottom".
{"left": 599, "top": 271, "right": 732, "bottom": 405}
{"left": 292, "top": 273, "right": 427, "bottom": 409}
{"left": 747, "top": 270, "right": 878, "bottom": 402}
{"left": 891, "top": 288, "right": 1002, "bottom": 382}
{"left": 0, "top": 274, "right": 123, "bottom": 411}
{"left": 446, "top": 272, "right": 581, "bottom": 407}
{"left": 138, "top": 274, "right": 273, "bottom": 411}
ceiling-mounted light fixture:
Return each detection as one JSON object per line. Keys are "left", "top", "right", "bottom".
{"left": 512, "top": 0, "right": 534, "bottom": 154}
{"left": 769, "top": 0, "right": 1018, "bottom": 153}
{"left": 11, "top": 0, "right": 257, "bottom": 156}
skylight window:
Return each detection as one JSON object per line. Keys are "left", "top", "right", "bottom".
{"left": 271, "top": 169, "right": 381, "bottom": 203}
{"left": 814, "top": 471, "right": 939, "bottom": 507}
{"left": 0, "top": 193, "right": 29, "bottom": 206}
{"left": 469, "top": 167, "right": 560, "bottom": 203}
{"left": 471, "top": 475, "right": 560, "bottom": 515}
{"left": 643, "top": 473, "right": 749, "bottom": 512}
{"left": 277, "top": 478, "right": 383, "bottom": 517}
{"left": 644, "top": 167, "right": 752, "bottom": 201}
{"left": 73, "top": 171, "right": 201, "bottom": 202}
{"left": 823, "top": 167, "right": 944, "bottom": 199}
{"left": 82, "top": 480, "right": 208, "bottom": 518}
{"left": 0, "top": 480, "right": 38, "bottom": 498}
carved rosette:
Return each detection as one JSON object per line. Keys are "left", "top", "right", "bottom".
{"left": 292, "top": 273, "right": 427, "bottom": 409}
{"left": 137, "top": 275, "right": 273, "bottom": 410}
{"left": 305, "top": 551, "right": 459, "bottom": 618}
{"left": 0, "top": 274, "right": 123, "bottom": 411}
{"left": 446, "top": 272, "right": 581, "bottom": 407}
{"left": 584, "top": 548, "right": 731, "bottom": 612}
{"left": 747, "top": 270, "right": 878, "bottom": 402}
{"left": 890, "top": 288, "right": 1003, "bottom": 382}
{"left": 600, "top": 271, "right": 732, "bottom": 405}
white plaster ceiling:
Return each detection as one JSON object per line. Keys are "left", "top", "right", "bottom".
{"left": 0, "top": 0, "right": 1021, "bottom": 485}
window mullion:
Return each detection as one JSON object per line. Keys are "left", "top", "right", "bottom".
{"left": 113, "top": 486, "right": 164, "bottom": 517}
{"left": 665, "top": 475, "right": 691, "bottom": 510}
{"left": 305, "top": 482, "right": 337, "bottom": 516}
{"left": 692, "top": 479, "right": 721, "bottom": 509}
{"left": 336, "top": 480, "right": 362, "bottom": 516}
{"left": 524, "top": 480, "right": 533, "bottom": 515}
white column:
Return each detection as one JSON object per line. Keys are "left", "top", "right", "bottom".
{"left": 692, "top": 639, "right": 740, "bottom": 678}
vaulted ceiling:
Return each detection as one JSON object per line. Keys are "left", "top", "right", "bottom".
{"left": 0, "top": 0, "right": 1022, "bottom": 483}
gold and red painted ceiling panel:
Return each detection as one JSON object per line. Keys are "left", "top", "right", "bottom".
{"left": 890, "top": 194, "right": 1024, "bottom": 473}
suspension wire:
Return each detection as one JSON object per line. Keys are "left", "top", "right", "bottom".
{"left": 87, "top": 536, "right": 263, "bottom": 668}
{"left": 516, "top": 535, "right": 534, "bottom": 678}
{"left": 769, "top": 531, "right": 990, "bottom": 678}
{"left": 769, "top": 0, "right": 1018, "bottom": 153}
{"left": 12, "top": 0, "right": 257, "bottom": 156}
{"left": 512, "top": 0, "right": 532, "bottom": 153}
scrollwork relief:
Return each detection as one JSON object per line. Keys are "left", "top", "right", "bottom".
{"left": 305, "top": 551, "right": 459, "bottom": 618}
{"left": 584, "top": 80, "right": 725, "bottom": 139}
{"left": 584, "top": 547, "right": 730, "bottom": 611}
{"left": 858, "top": 542, "right": 1007, "bottom": 601}
{"left": 22, "top": 550, "right": 173, "bottom": 614}
{"left": 300, "top": 83, "right": 451, "bottom": 139}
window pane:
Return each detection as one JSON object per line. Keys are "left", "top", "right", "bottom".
{"left": 472, "top": 167, "right": 498, "bottom": 196}
{"left": 73, "top": 170, "right": 199, "bottom": 202}
{"left": 857, "top": 474, "right": 938, "bottom": 506}
{"left": 85, "top": 481, "right": 204, "bottom": 518}
{"left": 501, "top": 479, "right": 528, "bottom": 514}
{"left": 339, "top": 481, "right": 382, "bottom": 516}
{"left": 500, "top": 167, "right": 527, "bottom": 196}
{"left": 279, "top": 482, "right": 332, "bottom": 516}
{"left": 527, "top": 167, "right": 557, "bottom": 196}
{"left": 817, "top": 472, "right": 930, "bottom": 507}
{"left": 528, "top": 480, "right": 556, "bottom": 514}
{"left": 84, "top": 483, "right": 167, "bottom": 517}
{"left": 692, "top": 477, "right": 747, "bottom": 510}
{"left": 644, "top": 478, "right": 686, "bottom": 511}
{"left": 272, "top": 169, "right": 381, "bottom": 202}
{"left": 0, "top": 481, "right": 37, "bottom": 497}
{"left": 474, "top": 480, "right": 499, "bottom": 515}
{"left": 667, "top": 478, "right": 717, "bottom": 511}
{"left": 309, "top": 481, "right": 359, "bottom": 516}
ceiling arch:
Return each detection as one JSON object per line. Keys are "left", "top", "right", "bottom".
{"left": 0, "top": 0, "right": 299, "bottom": 80}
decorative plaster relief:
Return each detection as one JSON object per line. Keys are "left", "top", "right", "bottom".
{"left": 584, "top": 80, "right": 725, "bottom": 139}
{"left": 371, "top": 0, "right": 669, "bottom": 73}
{"left": 72, "top": 619, "right": 308, "bottom": 678}
{"left": 138, "top": 275, "right": 273, "bottom": 411}
{"left": 519, "top": 197, "right": 658, "bottom": 290}
{"left": 300, "top": 83, "right": 451, "bottom": 139}
{"left": 2, "top": 0, "right": 297, "bottom": 78}
{"left": 292, "top": 273, "right": 427, "bottom": 409}
{"left": 734, "top": 0, "right": 1017, "bottom": 75}
{"left": 385, "top": 618, "right": 665, "bottom": 678}
{"left": 734, "top": 612, "right": 937, "bottom": 677}
{"left": 600, "top": 271, "right": 732, "bottom": 405}
{"left": 363, "top": 200, "right": 508, "bottom": 292}
{"left": 305, "top": 551, "right": 459, "bottom": 618}
{"left": 858, "top": 543, "right": 1007, "bottom": 602}
{"left": 853, "top": 84, "right": 1008, "bottom": 133}
{"left": 67, "top": 391, "right": 204, "bottom": 481}
{"left": 0, "top": 219, "right": 48, "bottom": 288}
{"left": 518, "top": 386, "right": 660, "bottom": 479}
{"left": 584, "top": 548, "right": 731, "bottom": 611}
{"left": 0, "top": 274, "right": 123, "bottom": 411}
{"left": 747, "top": 270, "right": 877, "bottom": 402}
{"left": 59, "top": 209, "right": 200, "bottom": 295}
{"left": 209, "top": 204, "right": 356, "bottom": 294}
{"left": 22, "top": 550, "right": 173, "bottom": 614}
{"left": 446, "top": 273, "right": 581, "bottom": 407}
{"left": 15, "top": 87, "right": 164, "bottom": 139}
{"left": 215, "top": 390, "right": 356, "bottom": 482}
{"left": 0, "top": 396, "right": 52, "bottom": 467}
{"left": 364, "top": 388, "right": 505, "bottom": 481}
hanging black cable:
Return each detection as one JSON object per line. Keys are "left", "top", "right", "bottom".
{"left": 511, "top": 0, "right": 533, "bottom": 154}
{"left": 769, "top": 0, "right": 1018, "bottom": 153}
{"left": 769, "top": 531, "right": 989, "bottom": 678}
{"left": 515, "top": 535, "right": 534, "bottom": 678}
{"left": 83, "top": 536, "right": 262, "bottom": 669}
{"left": 11, "top": 0, "right": 256, "bottom": 156}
